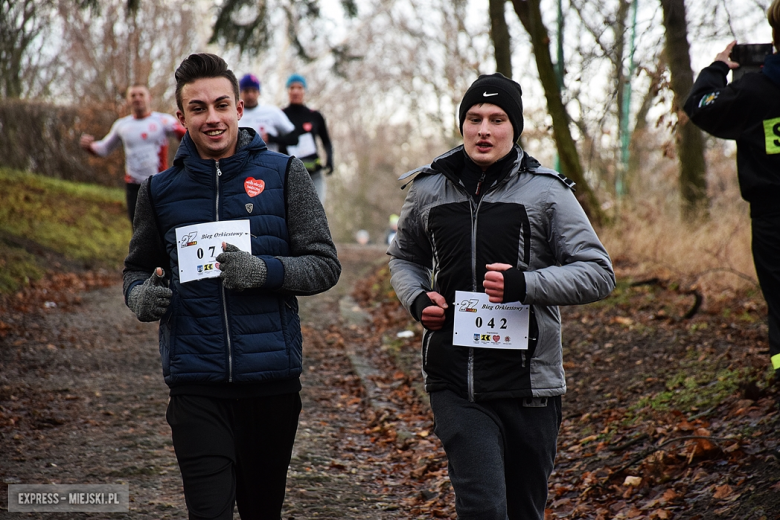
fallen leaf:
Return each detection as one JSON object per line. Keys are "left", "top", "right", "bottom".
{"left": 661, "top": 488, "right": 679, "bottom": 502}
{"left": 713, "top": 484, "right": 733, "bottom": 500}
{"left": 623, "top": 476, "right": 642, "bottom": 487}
{"left": 626, "top": 506, "right": 643, "bottom": 518}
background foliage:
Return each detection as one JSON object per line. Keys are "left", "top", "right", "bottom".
{"left": 0, "top": 0, "right": 770, "bottom": 270}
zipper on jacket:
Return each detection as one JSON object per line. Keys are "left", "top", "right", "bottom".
{"left": 470, "top": 198, "right": 481, "bottom": 291}
{"left": 474, "top": 172, "right": 486, "bottom": 196}
{"left": 454, "top": 158, "right": 523, "bottom": 402}
{"left": 466, "top": 172, "right": 518, "bottom": 400}
{"left": 467, "top": 348, "right": 475, "bottom": 401}
{"left": 421, "top": 331, "right": 432, "bottom": 392}
{"left": 467, "top": 198, "right": 482, "bottom": 402}
{"left": 426, "top": 229, "right": 439, "bottom": 393}
{"left": 430, "top": 229, "right": 441, "bottom": 290}
{"left": 423, "top": 330, "right": 433, "bottom": 368}
{"left": 216, "top": 160, "right": 234, "bottom": 383}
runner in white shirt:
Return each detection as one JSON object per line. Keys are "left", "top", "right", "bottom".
{"left": 238, "top": 74, "right": 297, "bottom": 153}
{"left": 80, "top": 84, "right": 185, "bottom": 226}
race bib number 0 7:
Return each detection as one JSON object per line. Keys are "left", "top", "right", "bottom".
{"left": 175, "top": 220, "right": 252, "bottom": 284}
{"left": 452, "top": 291, "right": 530, "bottom": 349}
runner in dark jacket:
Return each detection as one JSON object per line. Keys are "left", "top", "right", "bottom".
{"left": 389, "top": 73, "right": 614, "bottom": 520}
{"left": 684, "top": 1, "right": 780, "bottom": 382}
{"left": 282, "top": 73, "right": 334, "bottom": 204}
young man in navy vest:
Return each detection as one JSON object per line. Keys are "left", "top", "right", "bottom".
{"left": 123, "top": 53, "right": 340, "bottom": 520}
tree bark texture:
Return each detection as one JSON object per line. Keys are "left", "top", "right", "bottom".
{"left": 510, "top": 0, "right": 603, "bottom": 224}
{"left": 659, "top": 0, "right": 708, "bottom": 219}
{"left": 489, "top": 0, "right": 513, "bottom": 78}
{"left": 1, "top": 0, "right": 49, "bottom": 99}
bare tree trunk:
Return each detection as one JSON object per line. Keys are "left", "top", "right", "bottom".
{"left": 510, "top": 0, "right": 603, "bottom": 224}
{"left": 627, "top": 58, "right": 665, "bottom": 191}
{"left": 659, "top": 0, "right": 708, "bottom": 219}
{"left": 129, "top": 6, "right": 139, "bottom": 86}
{"left": 614, "top": 0, "right": 629, "bottom": 142}
{"left": 489, "top": 0, "right": 512, "bottom": 78}
{"left": 1, "top": 0, "right": 51, "bottom": 99}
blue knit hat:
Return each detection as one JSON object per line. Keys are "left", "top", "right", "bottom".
{"left": 286, "top": 73, "right": 307, "bottom": 89}
{"left": 239, "top": 74, "right": 261, "bottom": 92}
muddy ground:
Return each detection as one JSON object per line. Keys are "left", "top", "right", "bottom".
{"left": 348, "top": 260, "right": 780, "bottom": 519}
{"left": 2, "top": 245, "right": 780, "bottom": 519}
{"left": 0, "top": 244, "right": 400, "bottom": 519}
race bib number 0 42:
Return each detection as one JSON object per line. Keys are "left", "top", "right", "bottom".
{"left": 452, "top": 291, "right": 530, "bottom": 349}
{"left": 175, "top": 220, "right": 252, "bottom": 284}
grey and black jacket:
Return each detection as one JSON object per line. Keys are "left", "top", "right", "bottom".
{"left": 388, "top": 145, "right": 615, "bottom": 402}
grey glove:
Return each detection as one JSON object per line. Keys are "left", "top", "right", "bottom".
{"left": 127, "top": 268, "right": 172, "bottom": 322}
{"left": 216, "top": 243, "right": 266, "bottom": 291}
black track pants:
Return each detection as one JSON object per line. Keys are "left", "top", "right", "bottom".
{"left": 166, "top": 392, "right": 302, "bottom": 520}
{"left": 125, "top": 182, "right": 141, "bottom": 225}
{"left": 752, "top": 215, "right": 780, "bottom": 374}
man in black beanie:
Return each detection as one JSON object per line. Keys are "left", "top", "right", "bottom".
{"left": 458, "top": 72, "right": 525, "bottom": 141}
{"left": 388, "top": 73, "right": 615, "bottom": 519}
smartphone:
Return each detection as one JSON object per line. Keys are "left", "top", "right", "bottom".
{"left": 730, "top": 43, "right": 774, "bottom": 81}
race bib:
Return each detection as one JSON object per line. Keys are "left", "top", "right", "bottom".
{"left": 288, "top": 132, "right": 317, "bottom": 158}
{"left": 175, "top": 221, "right": 252, "bottom": 284}
{"left": 452, "top": 291, "right": 529, "bottom": 349}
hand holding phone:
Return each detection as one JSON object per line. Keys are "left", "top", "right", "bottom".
{"left": 730, "top": 42, "right": 774, "bottom": 80}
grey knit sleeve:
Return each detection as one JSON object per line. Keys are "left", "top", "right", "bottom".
{"left": 278, "top": 157, "right": 341, "bottom": 294}
{"left": 122, "top": 178, "right": 169, "bottom": 303}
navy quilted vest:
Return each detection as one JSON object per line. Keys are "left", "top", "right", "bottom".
{"left": 149, "top": 131, "right": 302, "bottom": 387}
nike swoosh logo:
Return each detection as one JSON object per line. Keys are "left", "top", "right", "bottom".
{"left": 483, "top": 92, "right": 498, "bottom": 97}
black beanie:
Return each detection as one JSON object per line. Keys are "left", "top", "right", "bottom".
{"left": 458, "top": 73, "right": 524, "bottom": 142}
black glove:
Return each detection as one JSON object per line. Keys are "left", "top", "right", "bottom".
{"left": 501, "top": 268, "right": 527, "bottom": 303}
{"left": 216, "top": 243, "right": 266, "bottom": 291}
{"left": 127, "top": 268, "right": 172, "bottom": 322}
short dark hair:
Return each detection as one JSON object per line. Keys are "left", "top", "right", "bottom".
{"left": 174, "top": 53, "right": 239, "bottom": 111}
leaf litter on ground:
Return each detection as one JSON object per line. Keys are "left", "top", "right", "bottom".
{"left": 2, "top": 246, "right": 779, "bottom": 519}
{"left": 347, "top": 261, "right": 780, "bottom": 520}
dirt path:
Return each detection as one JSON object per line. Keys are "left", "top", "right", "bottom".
{"left": 284, "top": 244, "right": 405, "bottom": 519}
{"left": 5, "top": 139, "right": 780, "bottom": 518}
{"left": 0, "top": 244, "right": 396, "bottom": 519}
{"left": 6, "top": 243, "right": 780, "bottom": 519}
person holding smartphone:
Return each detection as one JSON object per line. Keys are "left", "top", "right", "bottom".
{"left": 684, "top": 0, "right": 780, "bottom": 389}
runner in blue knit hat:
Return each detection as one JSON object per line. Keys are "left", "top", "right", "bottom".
{"left": 285, "top": 73, "right": 307, "bottom": 90}
{"left": 282, "top": 73, "right": 334, "bottom": 205}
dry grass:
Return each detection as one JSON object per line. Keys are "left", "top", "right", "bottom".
{"left": 602, "top": 201, "right": 755, "bottom": 290}
{"left": 599, "top": 140, "right": 761, "bottom": 307}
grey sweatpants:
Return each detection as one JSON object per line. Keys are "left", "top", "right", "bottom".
{"left": 430, "top": 389, "right": 562, "bottom": 520}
